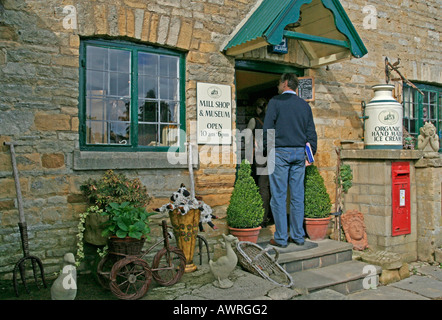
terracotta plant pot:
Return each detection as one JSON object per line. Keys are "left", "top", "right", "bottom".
{"left": 169, "top": 209, "right": 201, "bottom": 273}
{"left": 228, "top": 226, "right": 261, "bottom": 243}
{"left": 304, "top": 216, "right": 331, "bottom": 241}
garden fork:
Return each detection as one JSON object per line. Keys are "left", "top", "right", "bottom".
{"left": 4, "top": 142, "right": 47, "bottom": 296}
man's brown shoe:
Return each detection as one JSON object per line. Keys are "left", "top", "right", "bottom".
{"left": 269, "top": 238, "right": 288, "bottom": 248}
{"left": 289, "top": 237, "right": 305, "bottom": 246}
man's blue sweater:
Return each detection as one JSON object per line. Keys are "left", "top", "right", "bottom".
{"left": 263, "top": 92, "right": 317, "bottom": 154}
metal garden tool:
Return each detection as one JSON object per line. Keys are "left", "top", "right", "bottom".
{"left": 4, "top": 141, "right": 47, "bottom": 296}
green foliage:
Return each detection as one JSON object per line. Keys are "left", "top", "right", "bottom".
{"left": 304, "top": 165, "right": 332, "bottom": 218}
{"left": 75, "top": 205, "right": 104, "bottom": 266}
{"left": 80, "top": 170, "right": 151, "bottom": 210}
{"left": 226, "top": 160, "right": 264, "bottom": 228}
{"left": 101, "top": 202, "right": 156, "bottom": 240}
{"left": 339, "top": 164, "right": 353, "bottom": 194}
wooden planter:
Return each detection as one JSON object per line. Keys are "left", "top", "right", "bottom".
{"left": 168, "top": 209, "right": 201, "bottom": 273}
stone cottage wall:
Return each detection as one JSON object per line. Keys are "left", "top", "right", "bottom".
{"left": 415, "top": 157, "right": 442, "bottom": 262}
{"left": 0, "top": 0, "right": 259, "bottom": 279}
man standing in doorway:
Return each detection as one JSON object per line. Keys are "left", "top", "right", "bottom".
{"left": 263, "top": 73, "right": 317, "bottom": 248}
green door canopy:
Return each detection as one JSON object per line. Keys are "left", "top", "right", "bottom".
{"left": 224, "top": 0, "right": 367, "bottom": 67}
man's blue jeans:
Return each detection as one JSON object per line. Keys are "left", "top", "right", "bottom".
{"left": 268, "top": 147, "right": 305, "bottom": 245}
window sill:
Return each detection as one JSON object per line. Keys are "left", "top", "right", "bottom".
{"left": 73, "top": 150, "right": 194, "bottom": 171}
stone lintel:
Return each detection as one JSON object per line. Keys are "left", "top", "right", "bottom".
{"left": 341, "top": 149, "right": 423, "bottom": 160}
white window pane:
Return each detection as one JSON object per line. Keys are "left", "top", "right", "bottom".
{"left": 109, "top": 121, "right": 130, "bottom": 144}
{"left": 86, "top": 46, "right": 108, "bottom": 70}
{"left": 138, "top": 100, "right": 157, "bottom": 123}
{"left": 160, "top": 78, "right": 178, "bottom": 100}
{"left": 110, "top": 72, "right": 130, "bottom": 97}
{"left": 138, "top": 75, "right": 158, "bottom": 99}
{"left": 109, "top": 49, "right": 130, "bottom": 73}
{"left": 138, "top": 52, "right": 158, "bottom": 75}
{"left": 138, "top": 123, "right": 158, "bottom": 146}
{"left": 160, "top": 55, "right": 178, "bottom": 78}
{"left": 160, "top": 101, "right": 178, "bottom": 123}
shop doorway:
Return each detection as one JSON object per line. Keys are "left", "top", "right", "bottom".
{"left": 235, "top": 68, "right": 278, "bottom": 171}
{"left": 235, "top": 69, "right": 279, "bottom": 133}
{"left": 234, "top": 60, "right": 304, "bottom": 164}
{"left": 234, "top": 61, "right": 303, "bottom": 227}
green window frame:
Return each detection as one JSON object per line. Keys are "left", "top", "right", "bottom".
{"left": 403, "top": 82, "right": 441, "bottom": 151}
{"left": 79, "top": 39, "right": 186, "bottom": 152}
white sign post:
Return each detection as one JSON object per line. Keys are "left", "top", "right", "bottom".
{"left": 197, "top": 82, "right": 232, "bottom": 145}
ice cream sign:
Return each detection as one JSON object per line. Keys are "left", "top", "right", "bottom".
{"left": 364, "top": 84, "right": 403, "bottom": 149}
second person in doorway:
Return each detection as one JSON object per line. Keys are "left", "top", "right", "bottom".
{"left": 247, "top": 98, "right": 273, "bottom": 228}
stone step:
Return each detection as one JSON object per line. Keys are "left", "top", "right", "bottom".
{"left": 290, "top": 260, "right": 382, "bottom": 294}
{"left": 256, "top": 239, "right": 354, "bottom": 273}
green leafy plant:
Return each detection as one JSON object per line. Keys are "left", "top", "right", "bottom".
{"left": 101, "top": 202, "right": 156, "bottom": 240}
{"left": 338, "top": 164, "right": 353, "bottom": 194}
{"left": 226, "top": 159, "right": 264, "bottom": 228}
{"left": 80, "top": 170, "right": 151, "bottom": 209}
{"left": 75, "top": 205, "right": 103, "bottom": 267}
{"left": 304, "top": 165, "right": 332, "bottom": 218}
{"left": 76, "top": 171, "right": 153, "bottom": 266}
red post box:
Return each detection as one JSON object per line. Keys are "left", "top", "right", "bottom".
{"left": 391, "top": 162, "right": 411, "bottom": 236}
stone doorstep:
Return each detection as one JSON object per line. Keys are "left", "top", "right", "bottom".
{"left": 275, "top": 239, "right": 353, "bottom": 263}
{"left": 272, "top": 239, "right": 354, "bottom": 273}
{"left": 252, "top": 237, "right": 354, "bottom": 273}
{"left": 252, "top": 239, "right": 382, "bottom": 295}
{"left": 291, "top": 260, "right": 382, "bottom": 294}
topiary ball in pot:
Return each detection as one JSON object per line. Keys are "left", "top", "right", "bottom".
{"left": 226, "top": 160, "right": 264, "bottom": 242}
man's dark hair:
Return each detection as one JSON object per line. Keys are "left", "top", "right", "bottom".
{"left": 281, "top": 73, "right": 299, "bottom": 91}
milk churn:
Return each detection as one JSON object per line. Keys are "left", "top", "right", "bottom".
{"left": 364, "top": 84, "right": 403, "bottom": 149}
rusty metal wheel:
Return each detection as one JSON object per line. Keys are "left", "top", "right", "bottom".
{"left": 109, "top": 257, "right": 152, "bottom": 300}
{"left": 151, "top": 246, "right": 186, "bottom": 286}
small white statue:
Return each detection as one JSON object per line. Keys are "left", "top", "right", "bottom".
{"left": 209, "top": 234, "right": 239, "bottom": 289}
{"left": 418, "top": 122, "right": 440, "bottom": 152}
{"left": 51, "top": 253, "right": 77, "bottom": 300}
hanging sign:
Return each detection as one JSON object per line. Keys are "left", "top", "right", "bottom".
{"left": 197, "top": 82, "right": 232, "bottom": 145}
{"left": 269, "top": 37, "right": 288, "bottom": 54}
{"left": 297, "top": 77, "right": 315, "bottom": 102}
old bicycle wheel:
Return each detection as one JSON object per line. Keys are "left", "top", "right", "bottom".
{"left": 96, "top": 254, "right": 115, "bottom": 289}
{"left": 151, "top": 246, "right": 186, "bottom": 286}
{"left": 109, "top": 257, "right": 152, "bottom": 300}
